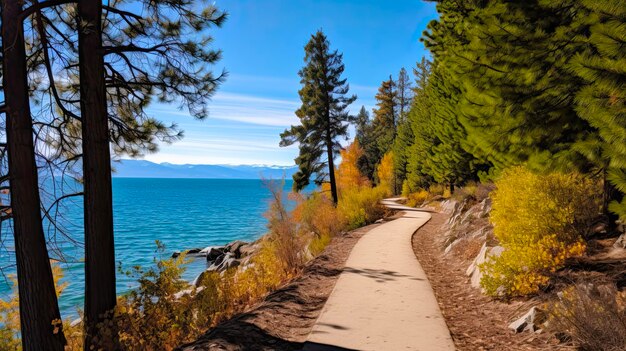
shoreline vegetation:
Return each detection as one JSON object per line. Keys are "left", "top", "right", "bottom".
{"left": 1, "top": 0, "right": 625, "bottom": 349}
{"left": 1, "top": 176, "right": 392, "bottom": 350}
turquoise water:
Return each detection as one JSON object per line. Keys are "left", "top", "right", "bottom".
{"left": 0, "top": 178, "right": 293, "bottom": 318}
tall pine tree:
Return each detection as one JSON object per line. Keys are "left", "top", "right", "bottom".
{"left": 570, "top": 0, "right": 626, "bottom": 218}
{"left": 355, "top": 106, "right": 377, "bottom": 180}
{"left": 1, "top": 1, "right": 66, "bottom": 348}
{"left": 395, "top": 67, "right": 413, "bottom": 123}
{"left": 423, "top": 0, "right": 590, "bottom": 174}
{"left": 280, "top": 30, "right": 356, "bottom": 204}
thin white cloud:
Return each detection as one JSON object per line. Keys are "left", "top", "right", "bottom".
{"left": 149, "top": 92, "right": 300, "bottom": 127}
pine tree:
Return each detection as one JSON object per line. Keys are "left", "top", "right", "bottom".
{"left": 421, "top": 66, "right": 482, "bottom": 191}
{"left": 372, "top": 77, "right": 397, "bottom": 158}
{"left": 280, "top": 30, "right": 356, "bottom": 204}
{"left": 423, "top": 0, "right": 590, "bottom": 173}
{"left": 570, "top": 0, "right": 626, "bottom": 218}
{"left": 393, "top": 59, "right": 429, "bottom": 194}
{"left": 355, "top": 105, "right": 370, "bottom": 144}
{"left": 76, "top": 0, "right": 118, "bottom": 347}
{"left": 1, "top": 1, "right": 66, "bottom": 349}
{"left": 395, "top": 67, "right": 412, "bottom": 123}
{"left": 366, "top": 76, "right": 398, "bottom": 185}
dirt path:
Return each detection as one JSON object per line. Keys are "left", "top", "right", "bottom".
{"left": 177, "top": 224, "right": 377, "bottom": 351}
{"left": 303, "top": 202, "right": 455, "bottom": 351}
{"left": 412, "top": 212, "right": 570, "bottom": 351}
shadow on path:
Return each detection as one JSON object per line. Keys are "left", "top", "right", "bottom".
{"left": 301, "top": 342, "right": 359, "bottom": 351}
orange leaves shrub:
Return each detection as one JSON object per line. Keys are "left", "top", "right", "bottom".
{"left": 480, "top": 167, "right": 601, "bottom": 297}
{"left": 376, "top": 151, "right": 395, "bottom": 196}
{"left": 336, "top": 140, "right": 370, "bottom": 191}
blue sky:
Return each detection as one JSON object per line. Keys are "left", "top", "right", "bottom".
{"left": 142, "top": 0, "right": 438, "bottom": 166}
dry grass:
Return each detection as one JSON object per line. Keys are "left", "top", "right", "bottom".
{"left": 548, "top": 284, "right": 626, "bottom": 351}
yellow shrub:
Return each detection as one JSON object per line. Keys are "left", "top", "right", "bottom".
{"left": 295, "top": 192, "right": 344, "bottom": 239}
{"left": 428, "top": 183, "right": 452, "bottom": 198}
{"left": 336, "top": 140, "right": 370, "bottom": 191}
{"left": 480, "top": 167, "right": 601, "bottom": 297}
{"left": 376, "top": 152, "right": 395, "bottom": 196}
{"left": 338, "top": 186, "right": 387, "bottom": 230}
{"left": 0, "top": 264, "right": 83, "bottom": 351}
{"left": 405, "top": 189, "right": 430, "bottom": 207}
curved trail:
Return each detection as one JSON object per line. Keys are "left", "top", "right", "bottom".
{"left": 303, "top": 198, "right": 455, "bottom": 351}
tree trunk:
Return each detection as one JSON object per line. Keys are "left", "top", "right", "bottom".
{"left": 1, "top": 1, "right": 66, "bottom": 349}
{"left": 326, "top": 135, "right": 338, "bottom": 205}
{"left": 603, "top": 169, "right": 621, "bottom": 229}
{"left": 76, "top": 0, "right": 118, "bottom": 348}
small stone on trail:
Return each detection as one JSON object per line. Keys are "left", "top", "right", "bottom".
{"left": 508, "top": 307, "right": 545, "bottom": 333}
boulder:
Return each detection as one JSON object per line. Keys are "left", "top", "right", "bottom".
{"left": 439, "top": 200, "right": 459, "bottom": 215}
{"left": 466, "top": 244, "right": 504, "bottom": 290}
{"left": 614, "top": 233, "right": 626, "bottom": 249}
{"left": 192, "top": 271, "right": 206, "bottom": 287}
{"left": 508, "top": 307, "right": 546, "bottom": 333}
{"left": 212, "top": 251, "right": 228, "bottom": 267}
{"left": 218, "top": 255, "right": 241, "bottom": 270}
{"left": 206, "top": 247, "right": 227, "bottom": 263}
{"left": 478, "top": 198, "right": 492, "bottom": 218}
{"left": 172, "top": 248, "right": 204, "bottom": 258}
{"left": 225, "top": 240, "right": 248, "bottom": 259}
{"left": 239, "top": 243, "right": 258, "bottom": 257}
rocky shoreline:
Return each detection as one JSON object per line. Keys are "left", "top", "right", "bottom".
{"left": 173, "top": 239, "right": 261, "bottom": 286}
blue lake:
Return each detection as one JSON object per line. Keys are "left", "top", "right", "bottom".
{"left": 0, "top": 178, "right": 293, "bottom": 319}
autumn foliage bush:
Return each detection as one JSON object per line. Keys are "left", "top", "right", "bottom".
{"left": 480, "top": 167, "right": 601, "bottom": 297}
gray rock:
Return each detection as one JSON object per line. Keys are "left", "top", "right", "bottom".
{"left": 219, "top": 256, "right": 241, "bottom": 270}
{"left": 614, "top": 233, "right": 626, "bottom": 249}
{"left": 239, "top": 243, "right": 258, "bottom": 257}
{"left": 478, "top": 198, "right": 492, "bottom": 218}
{"left": 192, "top": 271, "right": 204, "bottom": 286}
{"left": 206, "top": 247, "right": 226, "bottom": 263}
{"left": 509, "top": 307, "right": 545, "bottom": 333}
{"left": 466, "top": 244, "right": 504, "bottom": 290}
{"left": 225, "top": 240, "right": 248, "bottom": 259}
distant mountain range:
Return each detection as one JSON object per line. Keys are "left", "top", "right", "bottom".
{"left": 112, "top": 159, "right": 298, "bottom": 179}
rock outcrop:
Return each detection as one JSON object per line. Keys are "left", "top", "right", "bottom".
{"left": 441, "top": 198, "right": 493, "bottom": 255}
{"left": 614, "top": 233, "right": 626, "bottom": 249}
{"left": 466, "top": 243, "right": 504, "bottom": 290}
{"left": 508, "top": 306, "right": 546, "bottom": 333}
{"left": 189, "top": 240, "right": 260, "bottom": 286}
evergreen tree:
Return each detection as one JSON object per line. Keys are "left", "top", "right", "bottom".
{"left": 11, "top": 1, "right": 226, "bottom": 347}
{"left": 421, "top": 66, "right": 482, "bottom": 192}
{"left": 280, "top": 30, "right": 356, "bottom": 204}
{"left": 355, "top": 106, "right": 376, "bottom": 180}
{"left": 393, "top": 59, "right": 430, "bottom": 194}
{"left": 1, "top": 1, "right": 66, "bottom": 349}
{"left": 370, "top": 76, "right": 397, "bottom": 181}
{"left": 395, "top": 67, "right": 413, "bottom": 123}
{"left": 355, "top": 105, "right": 371, "bottom": 145}
{"left": 423, "top": 0, "right": 589, "bottom": 173}
{"left": 570, "top": 0, "right": 626, "bottom": 218}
